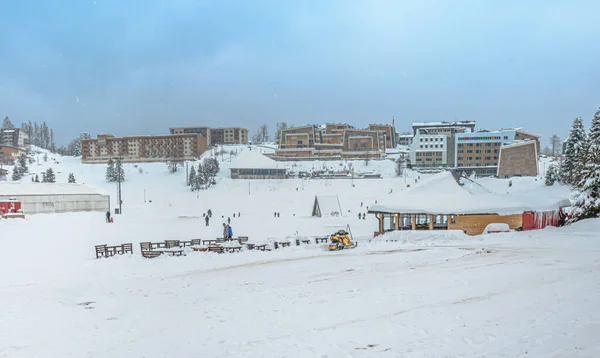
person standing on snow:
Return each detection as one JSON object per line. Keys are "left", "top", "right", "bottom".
{"left": 106, "top": 211, "right": 111, "bottom": 223}
{"left": 227, "top": 217, "right": 231, "bottom": 225}
{"left": 205, "top": 215, "right": 209, "bottom": 226}
{"left": 228, "top": 225, "right": 233, "bottom": 238}
{"left": 222, "top": 223, "right": 228, "bottom": 239}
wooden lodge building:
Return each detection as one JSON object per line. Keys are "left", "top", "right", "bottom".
{"left": 368, "top": 173, "right": 570, "bottom": 236}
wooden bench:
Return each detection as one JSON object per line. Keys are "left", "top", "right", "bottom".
{"left": 95, "top": 243, "right": 133, "bottom": 259}
{"left": 203, "top": 239, "right": 218, "bottom": 245}
{"left": 237, "top": 236, "right": 249, "bottom": 244}
{"left": 296, "top": 239, "right": 311, "bottom": 246}
{"left": 274, "top": 242, "right": 291, "bottom": 249}
{"left": 190, "top": 239, "right": 201, "bottom": 246}
{"left": 315, "top": 237, "right": 329, "bottom": 244}
{"left": 223, "top": 246, "right": 242, "bottom": 253}
{"left": 141, "top": 250, "right": 163, "bottom": 259}
{"left": 208, "top": 246, "right": 224, "bottom": 254}
{"left": 165, "top": 240, "right": 181, "bottom": 248}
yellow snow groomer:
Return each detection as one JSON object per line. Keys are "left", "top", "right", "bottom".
{"left": 328, "top": 230, "right": 358, "bottom": 251}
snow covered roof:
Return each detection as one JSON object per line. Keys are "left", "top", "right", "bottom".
{"left": 412, "top": 121, "right": 476, "bottom": 127}
{"left": 230, "top": 149, "right": 280, "bottom": 169}
{"left": 0, "top": 183, "right": 109, "bottom": 196}
{"left": 368, "top": 172, "right": 567, "bottom": 215}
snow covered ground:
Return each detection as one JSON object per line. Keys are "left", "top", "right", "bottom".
{"left": 1, "top": 148, "right": 598, "bottom": 357}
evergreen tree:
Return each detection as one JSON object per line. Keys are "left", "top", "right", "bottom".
{"left": 68, "top": 173, "right": 76, "bottom": 183}
{"left": 105, "top": 158, "right": 116, "bottom": 181}
{"left": 195, "top": 163, "right": 206, "bottom": 190}
{"left": 1, "top": 116, "right": 14, "bottom": 130}
{"left": 43, "top": 153, "right": 48, "bottom": 162}
{"left": 167, "top": 161, "right": 178, "bottom": 173}
{"left": 560, "top": 117, "right": 586, "bottom": 186}
{"left": 44, "top": 168, "right": 56, "bottom": 183}
{"left": 35, "top": 174, "right": 40, "bottom": 182}
{"left": 27, "top": 120, "right": 33, "bottom": 139}
{"left": 11, "top": 164, "right": 22, "bottom": 181}
{"left": 17, "top": 155, "right": 28, "bottom": 174}
{"left": 188, "top": 165, "right": 196, "bottom": 187}
{"left": 41, "top": 171, "right": 47, "bottom": 183}
{"left": 573, "top": 108, "right": 600, "bottom": 219}
{"left": 545, "top": 164, "right": 559, "bottom": 186}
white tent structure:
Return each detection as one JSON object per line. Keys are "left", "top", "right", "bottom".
{"left": 0, "top": 183, "right": 110, "bottom": 214}
{"left": 312, "top": 195, "right": 342, "bottom": 217}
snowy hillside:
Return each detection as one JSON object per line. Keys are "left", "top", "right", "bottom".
{"left": 2, "top": 147, "right": 599, "bottom": 357}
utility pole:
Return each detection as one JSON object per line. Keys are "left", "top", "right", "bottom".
{"left": 116, "top": 157, "right": 123, "bottom": 214}
{"left": 185, "top": 161, "right": 189, "bottom": 185}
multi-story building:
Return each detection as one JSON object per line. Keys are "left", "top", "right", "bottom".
{"left": 274, "top": 123, "right": 390, "bottom": 160}
{"left": 0, "top": 129, "right": 29, "bottom": 149}
{"left": 0, "top": 145, "right": 26, "bottom": 165}
{"left": 81, "top": 134, "right": 207, "bottom": 164}
{"left": 410, "top": 133, "right": 449, "bottom": 168}
{"left": 368, "top": 124, "right": 397, "bottom": 148}
{"left": 169, "top": 127, "right": 248, "bottom": 147}
{"left": 412, "top": 121, "right": 476, "bottom": 136}
{"left": 398, "top": 134, "right": 414, "bottom": 147}
{"left": 454, "top": 129, "right": 516, "bottom": 176}
{"left": 512, "top": 129, "right": 541, "bottom": 154}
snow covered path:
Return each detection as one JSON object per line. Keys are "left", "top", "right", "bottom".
{"left": 3, "top": 227, "right": 599, "bottom": 358}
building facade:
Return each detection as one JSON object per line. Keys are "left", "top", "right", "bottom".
{"left": 398, "top": 134, "right": 414, "bottom": 147}
{"left": 169, "top": 127, "right": 248, "bottom": 147}
{"left": 497, "top": 141, "right": 539, "bottom": 178}
{"left": 0, "top": 129, "right": 29, "bottom": 149}
{"left": 0, "top": 145, "right": 26, "bottom": 165}
{"left": 513, "top": 129, "right": 541, "bottom": 154}
{"left": 454, "top": 129, "right": 516, "bottom": 176}
{"left": 368, "top": 124, "right": 397, "bottom": 148}
{"left": 274, "top": 123, "right": 390, "bottom": 160}
{"left": 410, "top": 133, "right": 449, "bottom": 168}
{"left": 81, "top": 134, "right": 207, "bottom": 163}
{"left": 412, "top": 121, "right": 476, "bottom": 136}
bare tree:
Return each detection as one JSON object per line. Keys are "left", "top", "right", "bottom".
{"left": 253, "top": 124, "right": 270, "bottom": 143}
{"left": 541, "top": 146, "right": 553, "bottom": 156}
{"left": 275, "top": 122, "right": 289, "bottom": 144}
{"left": 549, "top": 134, "right": 562, "bottom": 156}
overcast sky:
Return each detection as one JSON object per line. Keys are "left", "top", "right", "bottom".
{"left": 1, "top": 0, "right": 599, "bottom": 145}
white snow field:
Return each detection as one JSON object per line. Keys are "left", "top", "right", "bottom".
{"left": 1, "top": 148, "right": 599, "bottom": 357}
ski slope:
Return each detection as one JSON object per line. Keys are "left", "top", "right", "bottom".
{"left": 1, "top": 147, "right": 597, "bottom": 357}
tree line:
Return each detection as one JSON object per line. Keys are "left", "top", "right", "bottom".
{"left": 545, "top": 108, "right": 600, "bottom": 220}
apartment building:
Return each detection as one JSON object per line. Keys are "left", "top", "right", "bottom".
{"left": 412, "top": 121, "right": 476, "bottom": 136}
{"left": 275, "top": 123, "right": 388, "bottom": 160}
{"left": 368, "top": 124, "right": 397, "bottom": 148}
{"left": 454, "top": 129, "right": 516, "bottom": 176}
{"left": 81, "top": 134, "right": 207, "bottom": 163}
{"left": 398, "top": 134, "right": 414, "bottom": 147}
{"left": 169, "top": 126, "right": 248, "bottom": 147}
{"left": 512, "top": 129, "right": 541, "bottom": 154}
{"left": 0, "top": 128, "right": 29, "bottom": 149}
{"left": 410, "top": 133, "right": 449, "bottom": 168}
{"left": 0, "top": 145, "right": 26, "bottom": 165}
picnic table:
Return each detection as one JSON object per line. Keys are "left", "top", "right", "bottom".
{"left": 223, "top": 246, "right": 242, "bottom": 253}
{"left": 153, "top": 247, "right": 185, "bottom": 256}
{"left": 203, "top": 239, "right": 218, "bottom": 245}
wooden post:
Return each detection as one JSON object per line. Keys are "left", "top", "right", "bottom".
{"left": 429, "top": 215, "right": 434, "bottom": 230}
{"left": 395, "top": 214, "right": 400, "bottom": 231}
{"left": 411, "top": 214, "right": 416, "bottom": 230}
{"left": 378, "top": 214, "right": 383, "bottom": 233}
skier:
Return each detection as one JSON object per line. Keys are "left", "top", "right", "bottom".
{"left": 227, "top": 217, "right": 231, "bottom": 225}
{"left": 207, "top": 209, "right": 212, "bottom": 218}
{"left": 277, "top": 212, "right": 280, "bottom": 218}
{"left": 105, "top": 211, "right": 111, "bottom": 223}
{"left": 274, "top": 212, "right": 277, "bottom": 218}
{"left": 205, "top": 215, "right": 209, "bottom": 226}
{"left": 508, "top": 180, "right": 513, "bottom": 187}
{"left": 358, "top": 212, "right": 361, "bottom": 220}
{"left": 362, "top": 213, "right": 366, "bottom": 220}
